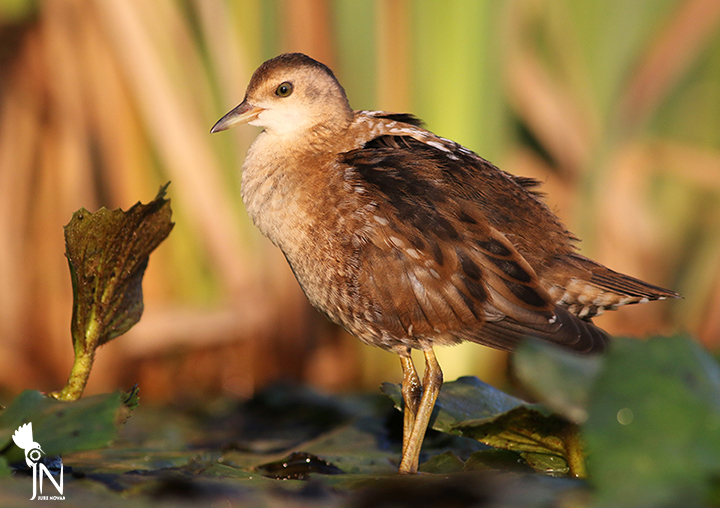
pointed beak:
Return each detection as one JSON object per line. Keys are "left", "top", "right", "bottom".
{"left": 210, "top": 102, "right": 265, "bottom": 133}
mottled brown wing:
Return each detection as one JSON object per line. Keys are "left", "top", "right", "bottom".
{"left": 543, "top": 253, "right": 680, "bottom": 319}
{"left": 343, "top": 137, "right": 608, "bottom": 353}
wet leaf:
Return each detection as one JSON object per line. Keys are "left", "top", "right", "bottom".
{"left": 453, "top": 407, "right": 574, "bottom": 476}
{"left": 116, "top": 385, "right": 141, "bottom": 425}
{"left": 382, "top": 376, "right": 526, "bottom": 432}
{"left": 122, "top": 385, "right": 141, "bottom": 412}
{"left": 584, "top": 336, "right": 720, "bottom": 508}
{"left": 54, "top": 184, "right": 174, "bottom": 401}
{"left": 513, "top": 339, "right": 603, "bottom": 423}
{"left": 299, "top": 418, "right": 400, "bottom": 476}
{"left": 382, "top": 377, "right": 578, "bottom": 476}
{"left": 418, "top": 451, "right": 465, "bottom": 473}
{"left": 0, "top": 390, "right": 123, "bottom": 473}
{"left": 222, "top": 383, "right": 350, "bottom": 455}
{"left": 256, "top": 451, "right": 344, "bottom": 480}
{"left": 0, "top": 390, "right": 590, "bottom": 506}
{"left": 463, "top": 448, "right": 533, "bottom": 473}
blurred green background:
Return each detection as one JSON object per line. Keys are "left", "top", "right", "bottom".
{"left": 0, "top": 0, "right": 717, "bottom": 402}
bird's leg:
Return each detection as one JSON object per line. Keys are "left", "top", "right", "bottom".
{"left": 398, "top": 347, "right": 443, "bottom": 474}
{"left": 398, "top": 348, "right": 422, "bottom": 460}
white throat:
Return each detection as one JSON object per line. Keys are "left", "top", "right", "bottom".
{"left": 249, "top": 107, "right": 314, "bottom": 136}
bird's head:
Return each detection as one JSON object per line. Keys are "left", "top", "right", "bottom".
{"left": 211, "top": 53, "right": 354, "bottom": 138}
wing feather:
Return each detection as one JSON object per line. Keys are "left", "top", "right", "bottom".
{"left": 339, "top": 126, "right": 627, "bottom": 353}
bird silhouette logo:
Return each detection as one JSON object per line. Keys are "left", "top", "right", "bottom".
{"left": 12, "top": 422, "right": 44, "bottom": 468}
{"left": 12, "top": 422, "right": 64, "bottom": 500}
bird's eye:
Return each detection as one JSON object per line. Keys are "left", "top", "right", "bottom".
{"left": 275, "top": 82, "right": 293, "bottom": 98}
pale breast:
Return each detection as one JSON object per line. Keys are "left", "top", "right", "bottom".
{"left": 240, "top": 130, "right": 374, "bottom": 334}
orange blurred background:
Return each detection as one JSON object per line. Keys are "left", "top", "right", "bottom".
{"left": 0, "top": 0, "right": 718, "bottom": 402}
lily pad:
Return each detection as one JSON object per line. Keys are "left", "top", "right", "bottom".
{"left": 418, "top": 451, "right": 465, "bottom": 473}
{"left": 463, "top": 448, "right": 534, "bottom": 473}
{"left": 0, "top": 390, "right": 123, "bottom": 473}
{"left": 513, "top": 339, "right": 603, "bottom": 423}
{"left": 453, "top": 407, "right": 576, "bottom": 476}
{"left": 382, "top": 376, "right": 526, "bottom": 433}
{"left": 584, "top": 336, "right": 720, "bottom": 508}
{"left": 0, "top": 389, "right": 594, "bottom": 506}
{"left": 382, "top": 377, "right": 579, "bottom": 476}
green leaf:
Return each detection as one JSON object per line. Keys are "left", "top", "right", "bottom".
{"left": 382, "top": 377, "right": 580, "bottom": 476}
{"left": 55, "top": 184, "right": 174, "bottom": 401}
{"left": 122, "top": 384, "right": 140, "bottom": 412}
{"left": 453, "top": 407, "right": 574, "bottom": 477}
{"left": 116, "top": 385, "right": 141, "bottom": 425}
{"left": 418, "top": 451, "right": 465, "bottom": 474}
{"left": 65, "top": 183, "right": 174, "bottom": 349}
{"left": 463, "top": 448, "right": 533, "bottom": 473}
{"left": 584, "top": 336, "right": 720, "bottom": 508}
{"left": 382, "top": 376, "right": 526, "bottom": 433}
{"left": 0, "top": 390, "right": 123, "bottom": 473}
{"left": 513, "top": 339, "right": 603, "bottom": 423}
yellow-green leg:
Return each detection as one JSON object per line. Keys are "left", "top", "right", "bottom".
{"left": 399, "top": 349, "right": 421, "bottom": 460}
{"left": 398, "top": 348, "right": 443, "bottom": 474}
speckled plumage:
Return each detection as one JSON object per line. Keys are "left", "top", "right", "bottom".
{"left": 212, "top": 53, "right": 678, "bottom": 473}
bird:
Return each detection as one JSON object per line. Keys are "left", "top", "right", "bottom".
{"left": 12, "top": 422, "right": 44, "bottom": 468}
{"left": 211, "top": 53, "right": 678, "bottom": 474}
